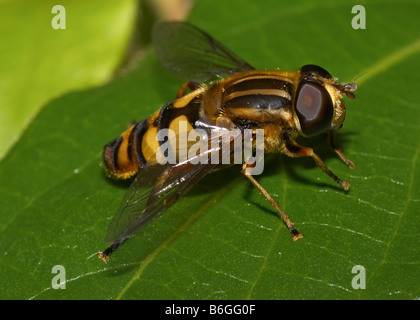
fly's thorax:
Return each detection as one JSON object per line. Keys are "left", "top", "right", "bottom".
{"left": 262, "top": 124, "right": 290, "bottom": 154}
{"left": 214, "top": 70, "right": 298, "bottom": 129}
{"left": 197, "top": 70, "right": 303, "bottom": 154}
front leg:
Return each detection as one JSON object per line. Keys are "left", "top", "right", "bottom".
{"left": 328, "top": 130, "right": 355, "bottom": 169}
{"left": 283, "top": 138, "right": 350, "bottom": 191}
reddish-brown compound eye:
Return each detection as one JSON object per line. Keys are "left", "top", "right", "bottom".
{"left": 295, "top": 81, "right": 333, "bottom": 136}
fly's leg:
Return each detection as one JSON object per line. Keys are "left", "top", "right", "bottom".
{"left": 176, "top": 81, "right": 200, "bottom": 98}
{"left": 283, "top": 138, "right": 350, "bottom": 191}
{"left": 241, "top": 162, "right": 304, "bottom": 241}
{"left": 328, "top": 131, "right": 355, "bottom": 169}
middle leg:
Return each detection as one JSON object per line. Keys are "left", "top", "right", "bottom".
{"left": 242, "top": 162, "right": 304, "bottom": 241}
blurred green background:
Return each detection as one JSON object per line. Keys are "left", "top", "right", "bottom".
{"left": 0, "top": 0, "right": 419, "bottom": 300}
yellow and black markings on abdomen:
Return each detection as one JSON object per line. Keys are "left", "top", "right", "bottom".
{"left": 103, "top": 93, "right": 202, "bottom": 180}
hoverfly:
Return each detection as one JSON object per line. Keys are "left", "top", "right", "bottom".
{"left": 98, "top": 22, "right": 357, "bottom": 262}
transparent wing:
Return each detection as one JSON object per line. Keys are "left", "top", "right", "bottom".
{"left": 104, "top": 127, "right": 243, "bottom": 246}
{"left": 104, "top": 161, "right": 217, "bottom": 245}
{"left": 152, "top": 21, "right": 255, "bottom": 83}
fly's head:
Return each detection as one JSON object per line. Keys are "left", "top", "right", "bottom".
{"left": 293, "top": 64, "right": 357, "bottom": 137}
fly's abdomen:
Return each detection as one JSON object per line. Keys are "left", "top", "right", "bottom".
{"left": 103, "top": 123, "right": 143, "bottom": 180}
{"left": 103, "top": 92, "right": 202, "bottom": 179}
{"left": 103, "top": 110, "right": 160, "bottom": 179}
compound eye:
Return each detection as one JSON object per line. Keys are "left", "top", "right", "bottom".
{"left": 301, "top": 64, "right": 332, "bottom": 79}
{"left": 295, "top": 82, "right": 333, "bottom": 136}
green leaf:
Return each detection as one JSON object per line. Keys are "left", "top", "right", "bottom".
{"left": 0, "top": 0, "right": 136, "bottom": 159}
{"left": 1, "top": 0, "right": 419, "bottom": 300}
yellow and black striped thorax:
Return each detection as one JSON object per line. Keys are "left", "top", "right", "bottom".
{"left": 217, "top": 70, "right": 300, "bottom": 129}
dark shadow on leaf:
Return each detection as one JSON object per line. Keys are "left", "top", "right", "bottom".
{"left": 105, "top": 175, "right": 134, "bottom": 189}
